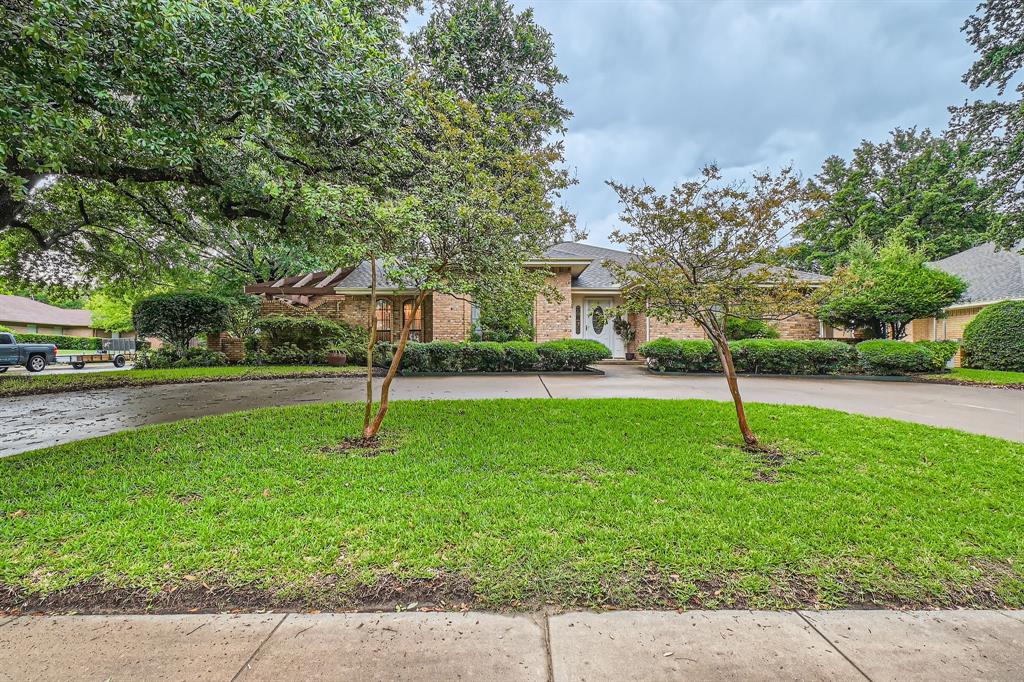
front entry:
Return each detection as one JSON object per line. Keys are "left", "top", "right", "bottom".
{"left": 583, "top": 298, "right": 617, "bottom": 354}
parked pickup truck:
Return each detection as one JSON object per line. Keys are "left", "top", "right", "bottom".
{"left": 0, "top": 331, "right": 57, "bottom": 373}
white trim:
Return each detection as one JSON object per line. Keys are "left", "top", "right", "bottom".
{"left": 523, "top": 258, "right": 593, "bottom": 267}
{"left": 944, "top": 297, "right": 1024, "bottom": 311}
{"left": 571, "top": 287, "right": 621, "bottom": 295}
{"left": 333, "top": 287, "right": 418, "bottom": 295}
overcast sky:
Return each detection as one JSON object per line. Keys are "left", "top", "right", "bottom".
{"left": 413, "top": 0, "right": 979, "bottom": 247}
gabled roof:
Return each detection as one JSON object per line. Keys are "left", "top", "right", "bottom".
{"left": 539, "top": 242, "right": 829, "bottom": 290}
{"left": 0, "top": 295, "right": 93, "bottom": 327}
{"left": 928, "top": 241, "right": 1024, "bottom": 306}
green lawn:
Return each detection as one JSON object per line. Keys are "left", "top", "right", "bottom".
{"left": 3, "top": 399, "right": 1021, "bottom": 611}
{"left": 0, "top": 364, "right": 362, "bottom": 397}
{"left": 919, "top": 367, "right": 1024, "bottom": 387}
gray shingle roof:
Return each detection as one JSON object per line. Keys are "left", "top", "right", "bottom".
{"left": 929, "top": 241, "right": 1024, "bottom": 305}
{"left": 0, "top": 295, "right": 93, "bottom": 327}
{"left": 334, "top": 260, "right": 402, "bottom": 289}
{"left": 542, "top": 242, "right": 828, "bottom": 289}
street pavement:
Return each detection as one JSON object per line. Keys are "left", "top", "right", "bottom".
{"left": 1, "top": 364, "right": 1021, "bottom": 456}
{"left": 0, "top": 610, "right": 1021, "bottom": 681}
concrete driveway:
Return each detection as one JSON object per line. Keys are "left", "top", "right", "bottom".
{"left": 1, "top": 364, "right": 1021, "bottom": 457}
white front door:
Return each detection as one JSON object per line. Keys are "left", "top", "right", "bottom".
{"left": 583, "top": 298, "right": 616, "bottom": 353}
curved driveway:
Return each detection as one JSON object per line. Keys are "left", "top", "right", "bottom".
{"left": 1, "top": 365, "right": 1021, "bottom": 457}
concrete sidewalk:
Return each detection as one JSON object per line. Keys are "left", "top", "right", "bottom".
{"left": 1, "top": 610, "right": 1021, "bottom": 681}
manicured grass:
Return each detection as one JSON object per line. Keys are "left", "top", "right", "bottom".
{"left": 0, "top": 364, "right": 362, "bottom": 397}
{"left": 919, "top": 367, "right": 1024, "bottom": 387}
{"left": 2, "top": 399, "right": 1021, "bottom": 611}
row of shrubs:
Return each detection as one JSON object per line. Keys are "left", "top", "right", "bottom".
{"left": 638, "top": 338, "right": 959, "bottom": 376}
{"left": 15, "top": 332, "right": 104, "bottom": 350}
{"left": 374, "top": 339, "right": 612, "bottom": 373}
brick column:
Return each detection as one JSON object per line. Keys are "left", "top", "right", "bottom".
{"left": 431, "top": 293, "right": 472, "bottom": 341}
{"left": 534, "top": 269, "right": 573, "bottom": 342}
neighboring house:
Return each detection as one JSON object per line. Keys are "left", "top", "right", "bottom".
{"left": 907, "top": 241, "right": 1024, "bottom": 348}
{"left": 0, "top": 295, "right": 107, "bottom": 338}
{"left": 245, "top": 242, "right": 829, "bottom": 358}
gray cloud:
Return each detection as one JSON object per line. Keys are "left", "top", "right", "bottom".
{"left": 516, "top": 0, "right": 976, "bottom": 245}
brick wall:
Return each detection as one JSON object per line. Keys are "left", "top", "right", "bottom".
{"left": 907, "top": 306, "right": 985, "bottom": 367}
{"left": 772, "top": 314, "right": 820, "bottom": 340}
{"left": 534, "top": 269, "right": 573, "bottom": 342}
{"left": 636, "top": 314, "right": 706, "bottom": 343}
{"left": 432, "top": 293, "right": 472, "bottom": 341}
{"left": 207, "top": 332, "right": 245, "bottom": 363}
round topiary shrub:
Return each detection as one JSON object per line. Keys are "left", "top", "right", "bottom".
{"left": 962, "top": 301, "right": 1024, "bottom": 371}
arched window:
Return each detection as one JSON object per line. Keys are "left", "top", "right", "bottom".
{"left": 375, "top": 299, "right": 393, "bottom": 342}
{"left": 402, "top": 298, "right": 423, "bottom": 342}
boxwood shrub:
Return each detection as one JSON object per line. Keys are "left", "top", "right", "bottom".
{"left": 379, "top": 339, "right": 609, "bottom": 373}
{"left": 637, "top": 338, "right": 719, "bottom": 372}
{"left": 16, "top": 333, "right": 103, "bottom": 350}
{"left": 639, "top": 338, "right": 858, "bottom": 375}
{"left": 856, "top": 340, "right": 935, "bottom": 375}
{"left": 913, "top": 340, "right": 960, "bottom": 370}
{"left": 732, "top": 339, "right": 858, "bottom": 375}
{"left": 962, "top": 300, "right": 1024, "bottom": 371}
{"left": 536, "top": 339, "right": 612, "bottom": 371}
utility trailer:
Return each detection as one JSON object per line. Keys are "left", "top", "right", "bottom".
{"left": 60, "top": 338, "right": 137, "bottom": 369}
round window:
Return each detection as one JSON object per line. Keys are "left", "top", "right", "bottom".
{"left": 591, "top": 306, "right": 605, "bottom": 334}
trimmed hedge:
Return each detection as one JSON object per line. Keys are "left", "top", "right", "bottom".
{"left": 962, "top": 301, "right": 1024, "bottom": 371}
{"left": 856, "top": 340, "right": 935, "bottom": 375}
{"left": 637, "top": 338, "right": 719, "bottom": 373}
{"left": 377, "top": 339, "right": 611, "bottom": 373}
{"left": 15, "top": 333, "right": 103, "bottom": 350}
{"left": 638, "top": 337, "right": 946, "bottom": 376}
{"left": 913, "top": 340, "right": 960, "bottom": 370}
{"left": 536, "top": 339, "right": 612, "bottom": 371}
{"left": 732, "top": 339, "right": 858, "bottom": 375}
{"left": 638, "top": 338, "right": 857, "bottom": 375}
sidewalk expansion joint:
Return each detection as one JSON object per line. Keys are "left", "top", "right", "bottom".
{"left": 541, "top": 610, "right": 555, "bottom": 682}
{"left": 796, "top": 610, "right": 872, "bottom": 682}
{"left": 0, "top": 616, "right": 19, "bottom": 629}
{"left": 230, "top": 613, "right": 288, "bottom": 682}
{"left": 537, "top": 375, "right": 553, "bottom": 398}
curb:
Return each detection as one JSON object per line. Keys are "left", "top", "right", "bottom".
{"left": 645, "top": 370, "right": 915, "bottom": 382}
{"left": 397, "top": 368, "right": 605, "bottom": 377}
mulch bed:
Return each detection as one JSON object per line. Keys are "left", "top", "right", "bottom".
{"left": 912, "top": 377, "right": 1024, "bottom": 390}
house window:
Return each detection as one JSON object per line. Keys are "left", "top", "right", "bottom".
{"left": 402, "top": 298, "right": 423, "bottom": 342}
{"left": 27, "top": 324, "right": 38, "bottom": 334}
{"left": 575, "top": 305, "right": 582, "bottom": 335}
{"left": 375, "top": 299, "right": 393, "bottom": 342}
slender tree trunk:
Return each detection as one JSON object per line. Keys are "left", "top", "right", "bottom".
{"left": 710, "top": 328, "right": 759, "bottom": 448}
{"left": 363, "top": 290, "right": 427, "bottom": 438}
{"left": 362, "top": 258, "right": 378, "bottom": 435}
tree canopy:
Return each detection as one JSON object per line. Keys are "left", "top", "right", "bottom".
{"left": 607, "top": 164, "right": 817, "bottom": 447}
{"left": 1, "top": 0, "right": 412, "bottom": 288}
{"left": 817, "top": 236, "right": 968, "bottom": 340}
{"left": 949, "top": 0, "right": 1024, "bottom": 248}
{"left": 796, "top": 128, "right": 997, "bottom": 273}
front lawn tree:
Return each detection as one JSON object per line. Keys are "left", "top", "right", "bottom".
{"left": 607, "top": 165, "right": 815, "bottom": 448}
{"left": 361, "top": 85, "right": 572, "bottom": 439}
{"left": 1, "top": 0, "right": 410, "bottom": 287}
{"left": 817, "top": 236, "right": 967, "bottom": 340}
{"left": 132, "top": 292, "right": 231, "bottom": 356}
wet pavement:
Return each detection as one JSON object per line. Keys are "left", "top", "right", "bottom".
{"left": 1, "top": 364, "right": 1021, "bottom": 457}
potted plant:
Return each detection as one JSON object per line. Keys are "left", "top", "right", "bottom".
{"left": 613, "top": 315, "right": 637, "bottom": 360}
{"left": 326, "top": 345, "right": 348, "bottom": 367}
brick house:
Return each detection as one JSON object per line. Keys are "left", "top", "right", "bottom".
{"left": 0, "top": 295, "right": 106, "bottom": 338}
{"left": 906, "top": 241, "right": 1024, "bottom": 365}
{"left": 245, "top": 242, "right": 829, "bottom": 358}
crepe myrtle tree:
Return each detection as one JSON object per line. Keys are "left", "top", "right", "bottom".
{"left": 607, "top": 165, "right": 816, "bottom": 449}
{"left": 360, "top": 85, "right": 573, "bottom": 438}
